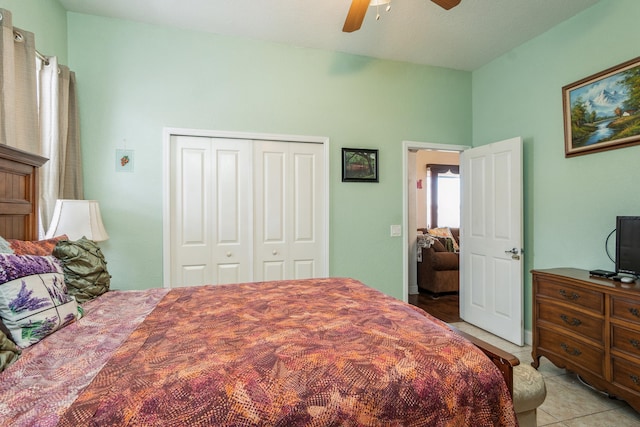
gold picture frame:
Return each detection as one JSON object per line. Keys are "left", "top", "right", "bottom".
{"left": 563, "top": 57, "right": 640, "bottom": 157}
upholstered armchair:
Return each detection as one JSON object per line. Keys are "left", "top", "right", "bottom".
{"left": 416, "top": 228, "right": 459, "bottom": 295}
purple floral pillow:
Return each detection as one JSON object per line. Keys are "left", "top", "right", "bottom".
{"left": 0, "top": 254, "right": 62, "bottom": 285}
{"left": 0, "top": 255, "right": 80, "bottom": 348}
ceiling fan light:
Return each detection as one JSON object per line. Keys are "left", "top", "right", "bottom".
{"left": 369, "top": 0, "right": 391, "bottom": 7}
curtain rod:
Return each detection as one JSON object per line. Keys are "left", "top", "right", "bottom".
{"left": 35, "top": 49, "right": 49, "bottom": 65}
{"left": 11, "top": 29, "right": 50, "bottom": 66}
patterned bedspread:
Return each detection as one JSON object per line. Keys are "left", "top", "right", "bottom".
{"left": 0, "top": 288, "right": 169, "bottom": 426}
{"left": 1, "top": 278, "right": 517, "bottom": 426}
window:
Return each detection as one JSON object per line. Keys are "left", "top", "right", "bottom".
{"left": 426, "top": 164, "right": 460, "bottom": 228}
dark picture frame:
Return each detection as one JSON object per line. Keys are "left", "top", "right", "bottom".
{"left": 342, "top": 148, "right": 378, "bottom": 182}
{"left": 563, "top": 56, "right": 640, "bottom": 157}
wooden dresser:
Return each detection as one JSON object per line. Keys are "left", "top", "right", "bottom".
{"left": 532, "top": 268, "right": 640, "bottom": 412}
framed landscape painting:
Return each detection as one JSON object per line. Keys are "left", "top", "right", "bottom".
{"left": 342, "top": 148, "right": 378, "bottom": 182}
{"left": 563, "top": 57, "right": 640, "bottom": 157}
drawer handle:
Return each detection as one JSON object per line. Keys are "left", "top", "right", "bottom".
{"left": 558, "top": 289, "right": 580, "bottom": 301}
{"left": 632, "top": 375, "right": 640, "bottom": 385}
{"left": 560, "top": 314, "right": 582, "bottom": 326}
{"left": 560, "top": 342, "right": 582, "bottom": 356}
{"left": 631, "top": 339, "right": 640, "bottom": 349}
{"left": 630, "top": 308, "right": 640, "bottom": 318}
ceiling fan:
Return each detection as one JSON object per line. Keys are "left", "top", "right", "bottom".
{"left": 343, "top": 0, "right": 461, "bottom": 32}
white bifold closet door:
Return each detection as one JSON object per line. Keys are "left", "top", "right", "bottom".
{"left": 169, "top": 135, "right": 325, "bottom": 287}
{"left": 254, "top": 141, "right": 325, "bottom": 282}
{"left": 170, "top": 136, "right": 253, "bottom": 287}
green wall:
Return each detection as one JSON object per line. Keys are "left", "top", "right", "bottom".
{"left": 0, "top": 0, "right": 67, "bottom": 63}
{"left": 65, "top": 13, "right": 471, "bottom": 297}
{"left": 472, "top": 0, "right": 640, "bottom": 331}
{"left": 12, "top": 1, "right": 635, "bottom": 332}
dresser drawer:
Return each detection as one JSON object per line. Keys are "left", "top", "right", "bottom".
{"left": 537, "top": 327, "right": 604, "bottom": 377}
{"left": 611, "top": 324, "right": 640, "bottom": 359}
{"left": 612, "top": 357, "right": 640, "bottom": 395}
{"left": 537, "top": 280, "right": 603, "bottom": 313}
{"left": 538, "top": 302, "right": 603, "bottom": 343}
{"left": 611, "top": 296, "right": 640, "bottom": 324}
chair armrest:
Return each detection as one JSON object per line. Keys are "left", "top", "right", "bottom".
{"left": 431, "top": 252, "right": 459, "bottom": 270}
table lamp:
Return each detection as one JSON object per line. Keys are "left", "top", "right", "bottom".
{"left": 45, "top": 199, "right": 109, "bottom": 242}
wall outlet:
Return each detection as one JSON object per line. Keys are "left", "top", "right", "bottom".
{"left": 390, "top": 225, "right": 402, "bottom": 237}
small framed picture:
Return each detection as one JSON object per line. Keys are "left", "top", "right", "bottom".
{"left": 342, "top": 148, "right": 379, "bottom": 182}
{"left": 563, "top": 56, "right": 640, "bottom": 157}
{"left": 116, "top": 149, "right": 134, "bottom": 172}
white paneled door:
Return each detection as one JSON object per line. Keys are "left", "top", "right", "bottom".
{"left": 254, "top": 141, "right": 325, "bottom": 281}
{"left": 170, "top": 136, "right": 253, "bottom": 287}
{"left": 168, "top": 134, "right": 325, "bottom": 287}
{"left": 460, "top": 137, "right": 524, "bottom": 346}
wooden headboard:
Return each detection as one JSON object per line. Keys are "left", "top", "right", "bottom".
{"left": 0, "top": 145, "right": 47, "bottom": 241}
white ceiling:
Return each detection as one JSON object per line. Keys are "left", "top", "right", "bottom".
{"left": 58, "top": 0, "right": 601, "bottom": 71}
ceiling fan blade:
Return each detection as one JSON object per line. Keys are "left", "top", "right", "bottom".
{"left": 343, "top": 0, "right": 370, "bottom": 33}
{"left": 431, "top": 0, "right": 461, "bottom": 10}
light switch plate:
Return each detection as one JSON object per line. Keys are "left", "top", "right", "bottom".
{"left": 390, "top": 225, "right": 402, "bottom": 237}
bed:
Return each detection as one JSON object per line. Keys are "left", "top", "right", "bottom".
{"left": 0, "top": 144, "right": 519, "bottom": 426}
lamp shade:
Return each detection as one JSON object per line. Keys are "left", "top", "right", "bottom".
{"left": 45, "top": 199, "right": 109, "bottom": 242}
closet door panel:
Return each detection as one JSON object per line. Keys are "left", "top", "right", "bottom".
{"left": 294, "top": 260, "right": 315, "bottom": 279}
{"left": 262, "top": 261, "right": 285, "bottom": 282}
{"left": 294, "top": 153, "right": 314, "bottom": 241}
{"left": 289, "top": 144, "right": 325, "bottom": 279}
{"left": 170, "top": 136, "right": 212, "bottom": 287}
{"left": 170, "top": 136, "right": 252, "bottom": 287}
{"left": 216, "top": 150, "right": 241, "bottom": 243}
{"left": 181, "top": 265, "right": 207, "bottom": 288}
{"left": 262, "top": 151, "right": 286, "bottom": 242}
{"left": 211, "top": 139, "right": 253, "bottom": 285}
{"left": 255, "top": 143, "right": 288, "bottom": 279}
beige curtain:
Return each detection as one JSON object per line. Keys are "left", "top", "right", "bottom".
{"left": 38, "top": 57, "right": 84, "bottom": 234}
{"left": 0, "top": 8, "right": 39, "bottom": 154}
{"left": 0, "top": 8, "right": 83, "bottom": 235}
{"left": 61, "top": 72, "right": 83, "bottom": 200}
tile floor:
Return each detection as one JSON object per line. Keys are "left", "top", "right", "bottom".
{"left": 450, "top": 322, "right": 640, "bottom": 426}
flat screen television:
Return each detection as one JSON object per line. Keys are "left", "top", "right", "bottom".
{"left": 615, "top": 216, "right": 640, "bottom": 277}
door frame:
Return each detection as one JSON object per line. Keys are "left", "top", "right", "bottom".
{"left": 401, "top": 141, "right": 469, "bottom": 302}
{"left": 162, "top": 127, "right": 330, "bottom": 288}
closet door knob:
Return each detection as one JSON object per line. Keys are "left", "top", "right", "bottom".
{"left": 226, "top": 252, "right": 232, "bottom": 257}
{"left": 272, "top": 250, "right": 278, "bottom": 255}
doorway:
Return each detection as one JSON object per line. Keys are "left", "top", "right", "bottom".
{"left": 404, "top": 138, "right": 525, "bottom": 345}
{"left": 402, "top": 141, "right": 468, "bottom": 302}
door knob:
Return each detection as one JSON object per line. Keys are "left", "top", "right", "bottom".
{"left": 505, "top": 248, "right": 520, "bottom": 260}
{"left": 226, "top": 252, "right": 232, "bottom": 257}
{"left": 272, "top": 250, "right": 278, "bottom": 255}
